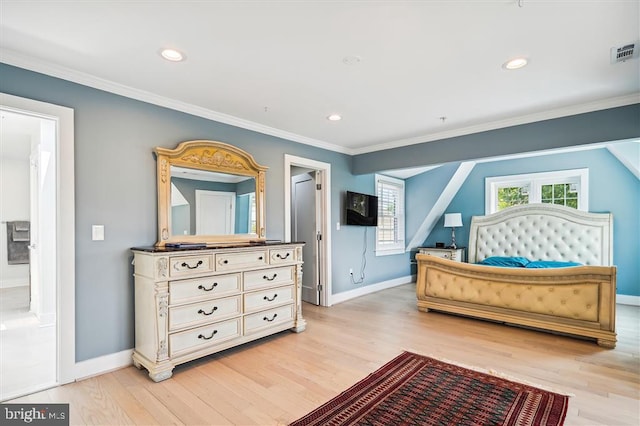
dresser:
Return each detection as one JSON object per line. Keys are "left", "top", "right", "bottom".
{"left": 419, "top": 247, "right": 466, "bottom": 262}
{"left": 131, "top": 242, "right": 305, "bottom": 382}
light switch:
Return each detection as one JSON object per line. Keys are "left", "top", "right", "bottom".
{"left": 92, "top": 225, "right": 105, "bottom": 241}
{"left": 336, "top": 222, "right": 341, "bottom": 231}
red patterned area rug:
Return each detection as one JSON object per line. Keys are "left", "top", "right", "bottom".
{"left": 290, "top": 351, "right": 568, "bottom": 426}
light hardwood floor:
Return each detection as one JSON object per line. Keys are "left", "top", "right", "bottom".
{"left": 1, "top": 286, "right": 56, "bottom": 400}
{"left": 9, "top": 284, "right": 640, "bottom": 425}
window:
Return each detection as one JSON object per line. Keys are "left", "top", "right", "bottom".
{"left": 375, "top": 174, "right": 405, "bottom": 256}
{"left": 485, "top": 168, "right": 588, "bottom": 214}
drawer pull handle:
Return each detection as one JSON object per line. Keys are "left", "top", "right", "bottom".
{"left": 258, "top": 256, "right": 264, "bottom": 260}
{"left": 198, "top": 330, "right": 218, "bottom": 340}
{"left": 181, "top": 260, "right": 203, "bottom": 269}
{"left": 263, "top": 273, "right": 278, "bottom": 281}
{"left": 263, "top": 313, "right": 278, "bottom": 322}
{"left": 276, "top": 253, "right": 290, "bottom": 259}
{"left": 263, "top": 294, "right": 278, "bottom": 302}
{"left": 198, "top": 307, "right": 218, "bottom": 316}
{"left": 222, "top": 259, "right": 229, "bottom": 264}
{"left": 198, "top": 283, "right": 218, "bottom": 291}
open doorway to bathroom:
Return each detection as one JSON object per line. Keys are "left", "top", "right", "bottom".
{"left": 0, "top": 93, "right": 75, "bottom": 401}
{"left": 0, "top": 109, "right": 56, "bottom": 400}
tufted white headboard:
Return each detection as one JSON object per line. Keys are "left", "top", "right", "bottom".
{"left": 468, "top": 204, "right": 613, "bottom": 266}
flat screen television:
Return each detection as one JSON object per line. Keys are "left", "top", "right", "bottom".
{"left": 345, "top": 191, "right": 379, "bottom": 226}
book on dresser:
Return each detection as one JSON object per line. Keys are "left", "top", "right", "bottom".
{"left": 131, "top": 241, "right": 305, "bottom": 382}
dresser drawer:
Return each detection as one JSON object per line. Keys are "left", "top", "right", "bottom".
{"left": 169, "top": 318, "right": 241, "bottom": 357}
{"left": 169, "top": 274, "right": 240, "bottom": 304}
{"left": 244, "top": 285, "right": 294, "bottom": 313}
{"left": 244, "top": 304, "right": 294, "bottom": 335}
{"left": 169, "top": 255, "right": 214, "bottom": 277}
{"left": 244, "top": 266, "right": 294, "bottom": 291}
{"left": 419, "top": 248, "right": 464, "bottom": 262}
{"left": 169, "top": 295, "right": 241, "bottom": 332}
{"left": 269, "top": 248, "right": 295, "bottom": 264}
{"left": 215, "top": 250, "right": 268, "bottom": 271}
{"left": 422, "top": 249, "right": 453, "bottom": 259}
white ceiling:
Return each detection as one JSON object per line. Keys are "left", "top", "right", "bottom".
{"left": 1, "top": 1, "right": 639, "bottom": 155}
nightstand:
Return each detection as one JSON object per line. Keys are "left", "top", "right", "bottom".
{"left": 419, "top": 247, "right": 466, "bottom": 262}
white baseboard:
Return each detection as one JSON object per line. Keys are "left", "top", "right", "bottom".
{"left": 68, "top": 289, "right": 636, "bottom": 382}
{"left": 0, "top": 278, "right": 29, "bottom": 289}
{"left": 617, "top": 294, "right": 640, "bottom": 306}
{"left": 329, "top": 275, "right": 414, "bottom": 306}
{"left": 74, "top": 348, "right": 133, "bottom": 381}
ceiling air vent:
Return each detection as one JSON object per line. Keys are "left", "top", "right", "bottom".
{"left": 610, "top": 42, "right": 639, "bottom": 64}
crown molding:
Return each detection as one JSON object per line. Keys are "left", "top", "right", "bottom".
{"left": 351, "top": 93, "right": 640, "bottom": 155}
{"left": 0, "top": 49, "right": 351, "bottom": 154}
{"left": 2, "top": 49, "right": 637, "bottom": 157}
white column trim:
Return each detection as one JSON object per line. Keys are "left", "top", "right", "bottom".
{"left": 406, "top": 162, "right": 475, "bottom": 250}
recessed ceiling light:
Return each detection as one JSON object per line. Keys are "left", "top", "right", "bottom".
{"left": 327, "top": 114, "right": 342, "bottom": 121}
{"left": 160, "top": 48, "right": 185, "bottom": 62}
{"left": 503, "top": 57, "right": 528, "bottom": 70}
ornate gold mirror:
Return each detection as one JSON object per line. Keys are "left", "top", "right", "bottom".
{"left": 155, "top": 140, "right": 267, "bottom": 247}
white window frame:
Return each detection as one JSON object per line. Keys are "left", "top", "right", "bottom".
{"left": 485, "top": 168, "right": 589, "bottom": 214}
{"left": 375, "top": 174, "right": 405, "bottom": 256}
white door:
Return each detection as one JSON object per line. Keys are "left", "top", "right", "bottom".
{"left": 196, "top": 190, "right": 235, "bottom": 235}
{"left": 292, "top": 172, "right": 321, "bottom": 305}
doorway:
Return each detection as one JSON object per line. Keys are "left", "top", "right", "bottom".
{"left": 291, "top": 171, "right": 321, "bottom": 304}
{"left": 0, "top": 93, "right": 75, "bottom": 401}
{"left": 284, "top": 155, "right": 332, "bottom": 306}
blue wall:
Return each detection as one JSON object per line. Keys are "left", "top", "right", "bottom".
{"left": 354, "top": 104, "right": 640, "bottom": 173}
{"left": 0, "top": 63, "right": 411, "bottom": 361}
{"left": 1, "top": 61, "right": 637, "bottom": 362}
{"left": 415, "top": 149, "right": 640, "bottom": 296}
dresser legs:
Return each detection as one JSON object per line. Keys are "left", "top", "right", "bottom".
{"left": 132, "top": 351, "right": 174, "bottom": 382}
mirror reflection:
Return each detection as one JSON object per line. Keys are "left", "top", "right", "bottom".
{"left": 170, "top": 166, "right": 257, "bottom": 236}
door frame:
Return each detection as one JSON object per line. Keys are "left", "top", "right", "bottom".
{"left": 284, "top": 155, "right": 332, "bottom": 306}
{"left": 1, "top": 93, "right": 76, "bottom": 385}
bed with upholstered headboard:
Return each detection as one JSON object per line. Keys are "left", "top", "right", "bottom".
{"left": 416, "top": 203, "right": 617, "bottom": 348}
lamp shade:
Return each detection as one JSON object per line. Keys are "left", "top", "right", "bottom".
{"left": 444, "top": 213, "right": 462, "bottom": 228}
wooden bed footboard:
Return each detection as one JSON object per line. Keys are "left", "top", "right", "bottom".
{"left": 416, "top": 255, "right": 617, "bottom": 348}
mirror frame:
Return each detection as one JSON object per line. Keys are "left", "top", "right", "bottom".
{"left": 155, "top": 140, "right": 268, "bottom": 247}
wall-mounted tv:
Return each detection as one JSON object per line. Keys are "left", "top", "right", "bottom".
{"left": 345, "top": 191, "right": 379, "bottom": 226}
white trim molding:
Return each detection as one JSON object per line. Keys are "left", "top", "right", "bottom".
{"left": 3, "top": 49, "right": 637, "bottom": 157}
{"left": 284, "top": 154, "right": 332, "bottom": 307}
{"left": 616, "top": 294, "right": 640, "bottom": 306}
{"left": 0, "top": 92, "right": 76, "bottom": 386}
{"left": 485, "top": 168, "right": 589, "bottom": 214}
{"left": 1, "top": 49, "right": 350, "bottom": 155}
{"left": 331, "top": 276, "right": 413, "bottom": 306}
{"left": 406, "top": 162, "right": 475, "bottom": 250}
{"left": 74, "top": 349, "right": 134, "bottom": 381}
{"left": 352, "top": 94, "right": 640, "bottom": 155}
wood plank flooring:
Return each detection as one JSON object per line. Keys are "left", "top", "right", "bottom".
{"left": 8, "top": 284, "right": 640, "bottom": 425}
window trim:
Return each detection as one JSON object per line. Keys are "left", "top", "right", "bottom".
{"left": 485, "top": 168, "right": 589, "bottom": 214}
{"left": 375, "top": 174, "right": 405, "bottom": 256}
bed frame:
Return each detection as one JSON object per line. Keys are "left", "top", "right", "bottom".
{"left": 416, "top": 204, "right": 617, "bottom": 348}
